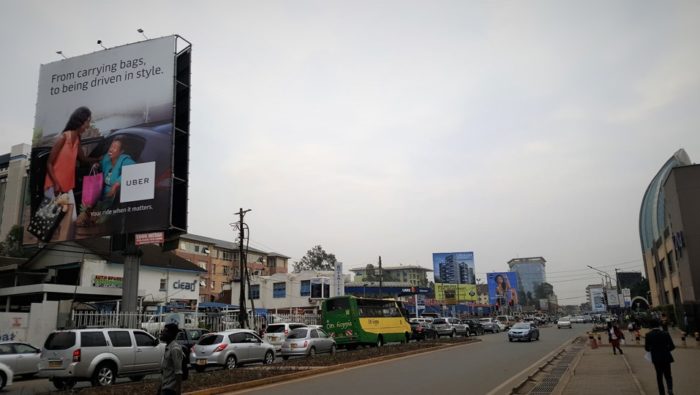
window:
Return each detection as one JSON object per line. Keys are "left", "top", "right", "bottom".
{"left": 223, "top": 266, "right": 231, "bottom": 275}
{"left": 223, "top": 251, "right": 233, "bottom": 261}
{"left": 273, "top": 282, "right": 286, "bottom": 298}
{"left": 134, "top": 331, "right": 156, "bottom": 347}
{"left": 211, "top": 281, "right": 216, "bottom": 289}
{"left": 159, "top": 279, "right": 167, "bottom": 291}
{"left": 195, "top": 245, "right": 200, "bottom": 253}
{"left": 44, "top": 332, "right": 76, "bottom": 350}
{"left": 230, "top": 333, "right": 246, "bottom": 343}
{"left": 211, "top": 264, "right": 216, "bottom": 274}
{"left": 300, "top": 280, "right": 311, "bottom": 296}
{"left": 15, "top": 344, "right": 38, "bottom": 354}
{"left": 81, "top": 331, "right": 108, "bottom": 347}
{"left": 245, "top": 333, "right": 261, "bottom": 343}
{"left": 325, "top": 297, "right": 350, "bottom": 312}
{"left": 0, "top": 344, "right": 12, "bottom": 355}
{"left": 176, "top": 331, "right": 187, "bottom": 341}
{"left": 667, "top": 252, "right": 674, "bottom": 273}
{"left": 108, "top": 331, "right": 133, "bottom": 347}
{"left": 199, "top": 335, "right": 223, "bottom": 345}
{"left": 249, "top": 284, "right": 260, "bottom": 300}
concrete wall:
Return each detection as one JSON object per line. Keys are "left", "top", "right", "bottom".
{"left": 27, "top": 301, "right": 58, "bottom": 348}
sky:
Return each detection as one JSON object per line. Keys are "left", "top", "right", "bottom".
{"left": 2, "top": 1, "right": 699, "bottom": 305}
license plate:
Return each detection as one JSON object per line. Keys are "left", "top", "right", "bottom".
{"left": 49, "top": 360, "right": 62, "bottom": 368}
{"left": 197, "top": 359, "right": 207, "bottom": 366}
{"left": 291, "top": 343, "right": 297, "bottom": 348}
{"left": 269, "top": 336, "right": 277, "bottom": 341}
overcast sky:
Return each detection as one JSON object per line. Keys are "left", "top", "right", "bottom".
{"left": 2, "top": 1, "right": 699, "bottom": 304}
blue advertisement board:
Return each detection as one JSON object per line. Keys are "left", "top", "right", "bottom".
{"left": 432, "top": 252, "right": 475, "bottom": 284}
{"left": 487, "top": 272, "right": 519, "bottom": 306}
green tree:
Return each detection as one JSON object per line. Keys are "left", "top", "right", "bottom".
{"left": 292, "top": 245, "right": 337, "bottom": 273}
{"left": 0, "top": 225, "right": 26, "bottom": 257}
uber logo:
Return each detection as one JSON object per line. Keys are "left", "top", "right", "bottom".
{"left": 120, "top": 161, "right": 155, "bottom": 203}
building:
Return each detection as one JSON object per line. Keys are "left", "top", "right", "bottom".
{"left": 616, "top": 271, "right": 644, "bottom": 290}
{"left": 0, "top": 144, "right": 30, "bottom": 240}
{"left": 228, "top": 270, "right": 346, "bottom": 312}
{"left": 175, "top": 234, "right": 290, "bottom": 303}
{"left": 507, "top": 257, "right": 546, "bottom": 298}
{"left": 639, "top": 149, "right": 697, "bottom": 307}
{"left": 436, "top": 255, "right": 474, "bottom": 284}
{"left": 349, "top": 265, "right": 431, "bottom": 287}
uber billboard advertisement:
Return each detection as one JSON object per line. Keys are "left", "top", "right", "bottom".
{"left": 487, "top": 272, "right": 520, "bottom": 306}
{"left": 23, "top": 36, "right": 177, "bottom": 244}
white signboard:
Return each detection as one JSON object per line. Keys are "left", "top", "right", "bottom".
{"left": 334, "top": 262, "right": 344, "bottom": 297}
{"left": 606, "top": 290, "right": 620, "bottom": 307}
{"left": 622, "top": 288, "right": 632, "bottom": 307}
{"left": 590, "top": 287, "right": 606, "bottom": 312}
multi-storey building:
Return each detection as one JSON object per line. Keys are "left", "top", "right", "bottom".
{"left": 175, "top": 234, "right": 290, "bottom": 303}
{"left": 508, "top": 257, "right": 546, "bottom": 297}
{"left": 0, "top": 144, "right": 30, "bottom": 240}
{"left": 349, "top": 265, "right": 431, "bottom": 287}
{"left": 435, "top": 254, "right": 474, "bottom": 284}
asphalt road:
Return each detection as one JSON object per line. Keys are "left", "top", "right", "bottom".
{"left": 3, "top": 324, "right": 588, "bottom": 395}
{"left": 234, "top": 324, "right": 589, "bottom": 395}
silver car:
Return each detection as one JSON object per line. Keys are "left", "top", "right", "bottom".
{"left": 190, "top": 329, "right": 274, "bottom": 371}
{"left": 38, "top": 329, "right": 164, "bottom": 390}
{"left": 431, "top": 318, "right": 469, "bottom": 338}
{"left": 0, "top": 342, "right": 41, "bottom": 377}
{"left": 264, "top": 323, "right": 307, "bottom": 352}
{"left": 280, "top": 327, "right": 337, "bottom": 360}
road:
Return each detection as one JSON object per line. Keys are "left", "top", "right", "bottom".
{"left": 3, "top": 325, "right": 588, "bottom": 395}
{"left": 234, "top": 325, "right": 589, "bottom": 395}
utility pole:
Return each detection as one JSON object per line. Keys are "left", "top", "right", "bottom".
{"left": 378, "top": 256, "right": 383, "bottom": 298}
{"left": 234, "top": 208, "right": 251, "bottom": 329}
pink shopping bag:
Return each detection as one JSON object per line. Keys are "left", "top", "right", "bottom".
{"left": 82, "top": 169, "right": 103, "bottom": 207}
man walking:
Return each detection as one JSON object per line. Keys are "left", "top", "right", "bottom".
{"left": 159, "top": 323, "right": 184, "bottom": 395}
{"left": 645, "top": 319, "right": 675, "bottom": 395}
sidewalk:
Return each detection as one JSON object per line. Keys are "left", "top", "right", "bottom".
{"left": 561, "top": 329, "right": 700, "bottom": 395}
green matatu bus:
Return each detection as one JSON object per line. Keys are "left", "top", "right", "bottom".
{"left": 321, "top": 295, "right": 411, "bottom": 349}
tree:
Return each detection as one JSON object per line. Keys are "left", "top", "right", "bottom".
{"left": 534, "top": 282, "right": 554, "bottom": 300}
{"left": 0, "top": 225, "right": 26, "bottom": 258}
{"left": 292, "top": 245, "right": 337, "bottom": 273}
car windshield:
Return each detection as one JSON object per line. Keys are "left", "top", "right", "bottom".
{"left": 512, "top": 323, "right": 530, "bottom": 329}
{"left": 44, "top": 332, "right": 76, "bottom": 350}
{"left": 266, "top": 325, "right": 286, "bottom": 333}
{"left": 560, "top": 316, "right": 571, "bottom": 321}
{"left": 432, "top": 319, "right": 446, "bottom": 324}
{"left": 198, "top": 335, "right": 223, "bottom": 345}
{"left": 479, "top": 318, "right": 491, "bottom": 322}
{"left": 286, "top": 328, "right": 309, "bottom": 339}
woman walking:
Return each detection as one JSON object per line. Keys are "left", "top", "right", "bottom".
{"left": 608, "top": 322, "right": 625, "bottom": 355}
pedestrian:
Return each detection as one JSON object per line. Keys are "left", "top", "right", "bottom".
{"left": 608, "top": 322, "right": 624, "bottom": 355}
{"left": 159, "top": 323, "right": 184, "bottom": 395}
{"left": 645, "top": 318, "right": 675, "bottom": 395}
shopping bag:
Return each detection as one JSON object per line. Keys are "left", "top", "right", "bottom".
{"left": 81, "top": 168, "right": 103, "bottom": 207}
{"left": 26, "top": 197, "right": 66, "bottom": 242}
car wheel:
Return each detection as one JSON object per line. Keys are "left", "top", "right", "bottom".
{"left": 129, "top": 375, "right": 145, "bottom": 382}
{"left": 263, "top": 351, "right": 274, "bottom": 365}
{"left": 330, "top": 344, "right": 337, "bottom": 355}
{"left": 509, "top": 337, "right": 513, "bottom": 342}
{"left": 0, "top": 372, "right": 5, "bottom": 391}
{"left": 527, "top": 335, "right": 532, "bottom": 342}
{"left": 92, "top": 362, "right": 116, "bottom": 387}
{"left": 225, "top": 354, "right": 237, "bottom": 370}
{"left": 308, "top": 346, "right": 316, "bottom": 357}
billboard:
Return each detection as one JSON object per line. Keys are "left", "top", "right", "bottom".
{"left": 590, "top": 287, "right": 606, "bottom": 312}
{"left": 487, "top": 272, "right": 519, "bottom": 306}
{"left": 606, "top": 290, "right": 620, "bottom": 307}
{"left": 434, "top": 283, "right": 477, "bottom": 303}
{"left": 24, "top": 36, "right": 190, "bottom": 244}
{"left": 432, "top": 252, "right": 475, "bottom": 284}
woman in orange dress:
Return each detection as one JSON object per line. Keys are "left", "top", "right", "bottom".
{"left": 44, "top": 106, "right": 98, "bottom": 223}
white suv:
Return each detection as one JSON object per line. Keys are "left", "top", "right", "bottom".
{"left": 38, "top": 328, "right": 164, "bottom": 390}
{"left": 263, "top": 323, "right": 307, "bottom": 352}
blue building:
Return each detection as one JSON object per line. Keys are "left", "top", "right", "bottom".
{"left": 508, "top": 257, "right": 546, "bottom": 300}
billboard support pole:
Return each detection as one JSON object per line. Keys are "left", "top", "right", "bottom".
{"left": 122, "top": 234, "right": 142, "bottom": 313}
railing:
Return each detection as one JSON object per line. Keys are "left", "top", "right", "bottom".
{"left": 69, "top": 311, "right": 322, "bottom": 335}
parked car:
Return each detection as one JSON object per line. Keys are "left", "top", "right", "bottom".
{"left": 496, "top": 315, "right": 517, "bottom": 329}
{"left": 557, "top": 316, "right": 573, "bottom": 329}
{"left": 0, "top": 342, "right": 41, "bottom": 378}
{"left": 508, "top": 322, "right": 540, "bottom": 342}
{"left": 462, "top": 319, "right": 485, "bottom": 336}
{"left": 431, "top": 318, "right": 469, "bottom": 338}
{"left": 0, "top": 361, "right": 13, "bottom": 390}
{"left": 280, "top": 327, "right": 336, "bottom": 360}
{"left": 38, "top": 328, "right": 164, "bottom": 390}
{"left": 190, "top": 330, "right": 274, "bottom": 371}
{"left": 140, "top": 314, "right": 198, "bottom": 335}
{"left": 176, "top": 328, "right": 210, "bottom": 354}
{"left": 264, "top": 323, "right": 307, "bottom": 352}
{"left": 478, "top": 318, "right": 502, "bottom": 333}
{"left": 571, "top": 316, "right": 585, "bottom": 324}
{"left": 409, "top": 321, "right": 437, "bottom": 341}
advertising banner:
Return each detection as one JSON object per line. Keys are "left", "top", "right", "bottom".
{"left": 432, "top": 252, "right": 475, "bottom": 284}
{"left": 622, "top": 288, "right": 632, "bottom": 307}
{"left": 434, "top": 283, "right": 477, "bottom": 303}
{"left": 590, "top": 287, "right": 606, "bottom": 312}
{"left": 606, "top": 290, "right": 620, "bottom": 307}
{"left": 24, "top": 36, "right": 178, "bottom": 244}
{"left": 487, "top": 272, "right": 519, "bottom": 306}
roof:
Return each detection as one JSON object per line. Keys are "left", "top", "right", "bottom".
{"left": 179, "top": 233, "right": 267, "bottom": 254}
{"left": 75, "top": 238, "right": 205, "bottom": 273}
{"left": 349, "top": 265, "right": 432, "bottom": 272}
{"left": 266, "top": 252, "right": 290, "bottom": 259}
